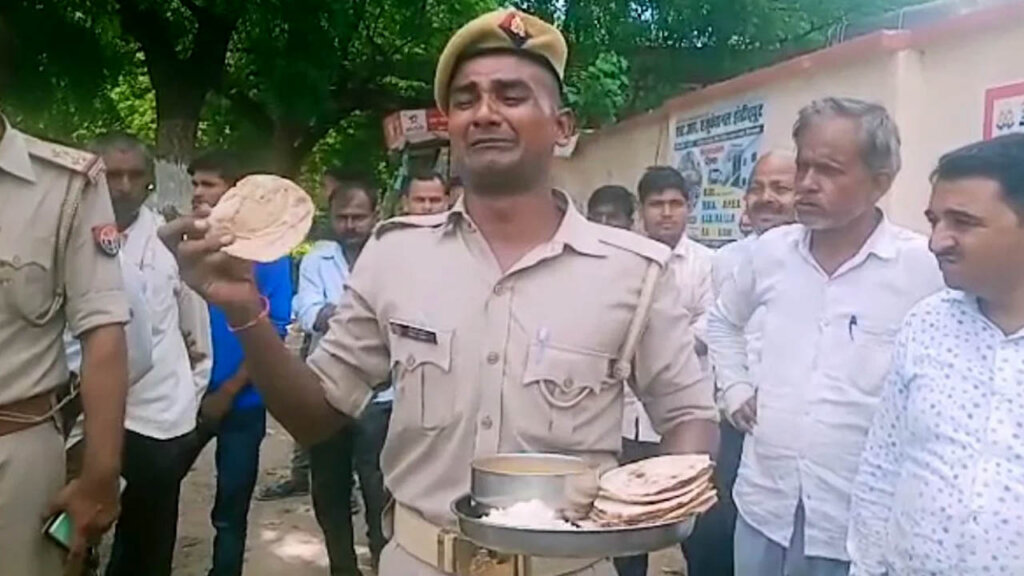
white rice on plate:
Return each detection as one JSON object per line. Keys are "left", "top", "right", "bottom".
{"left": 481, "top": 499, "right": 579, "bottom": 531}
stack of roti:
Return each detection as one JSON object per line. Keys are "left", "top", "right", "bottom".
{"left": 590, "top": 454, "right": 716, "bottom": 527}
{"left": 207, "top": 174, "right": 314, "bottom": 262}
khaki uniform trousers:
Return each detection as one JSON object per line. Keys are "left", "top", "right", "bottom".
{"left": 0, "top": 421, "right": 65, "bottom": 576}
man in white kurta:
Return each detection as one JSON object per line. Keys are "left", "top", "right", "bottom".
{"left": 707, "top": 98, "right": 943, "bottom": 576}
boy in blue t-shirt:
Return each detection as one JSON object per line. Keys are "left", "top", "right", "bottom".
{"left": 187, "top": 150, "right": 292, "bottom": 576}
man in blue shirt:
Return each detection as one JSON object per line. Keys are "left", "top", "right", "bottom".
{"left": 187, "top": 150, "right": 292, "bottom": 576}
{"left": 295, "top": 176, "right": 392, "bottom": 575}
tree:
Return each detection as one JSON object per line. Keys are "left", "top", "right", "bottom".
{"left": 0, "top": 0, "right": 131, "bottom": 142}
{"left": 210, "top": 0, "right": 494, "bottom": 176}
{"left": 515, "top": 0, "right": 924, "bottom": 127}
{"left": 2, "top": 0, "right": 929, "bottom": 173}
{"left": 0, "top": 0, "right": 240, "bottom": 160}
{"left": 112, "top": 0, "right": 241, "bottom": 160}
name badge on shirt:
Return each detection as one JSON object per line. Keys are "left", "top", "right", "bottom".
{"left": 389, "top": 321, "right": 438, "bottom": 345}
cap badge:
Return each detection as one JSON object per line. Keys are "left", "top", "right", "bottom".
{"left": 499, "top": 11, "right": 530, "bottom": 47}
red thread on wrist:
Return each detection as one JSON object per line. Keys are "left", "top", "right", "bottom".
{"left": 228, "top": 296, "right": 269, "bottom": 333}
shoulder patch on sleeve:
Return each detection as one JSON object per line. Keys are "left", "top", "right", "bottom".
{"left": 23, "top": 134, "right": 103, "bottom": 182}
{"left": 92, "top": 224, "right": 121, "bottom": 257}
{"left": 595, "top": 227, "right": 671, "bottom": 266}
{"left": 374, "top": 212, "right": 451, "bottom": 239}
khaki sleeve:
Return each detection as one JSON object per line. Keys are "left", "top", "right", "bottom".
{"left": 631, "top": 265, "right": 718, "bottom": 434}
{"left": 306, "top": 237, "right": 391, "bottom": 418}
{"left": 65, "top": 174, "right": 130, "bottom": 337}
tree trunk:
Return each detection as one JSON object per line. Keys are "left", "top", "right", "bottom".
{"left": 154, "top": 88, "right": 204, "bottom": 162}
{"left": 151, "top": 84, "right": 206, "bottom": 215}
{"left": 269, "top": 122, "right": 324, "bottom": 180}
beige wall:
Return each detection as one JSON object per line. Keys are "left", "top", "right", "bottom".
{"left": 554, "top": 16, "right": 1024, "bottom": 234}
{"left": 552, "top": 115, "right": 669, "bottom": 207}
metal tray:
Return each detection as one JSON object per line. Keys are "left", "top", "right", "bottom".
{"left": 452, "top": 495, "right": 696, "bottom": 559}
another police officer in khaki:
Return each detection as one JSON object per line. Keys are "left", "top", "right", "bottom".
{"left": 162, "top": 9, "right": 718, "bottom": 576}
{"left": 0, "top": 117, "right": 130, "bottom": 576}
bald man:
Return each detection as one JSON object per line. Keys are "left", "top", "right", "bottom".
{"left": 694, "top": 151, "right": 797, "bottom": 576}
{"left": 713, "top": 151, "right": 798, "bottom": 293}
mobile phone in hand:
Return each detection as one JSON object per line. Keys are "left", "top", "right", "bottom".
{"left": 43, "top": 477, "right": 127, "bottom": 550}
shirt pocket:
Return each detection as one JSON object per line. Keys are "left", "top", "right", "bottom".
{"left": 0, "top": 238, "right": 57, "bottom": 325}
{"left": 389, "top": 324, "right": 456, "bottom": 431}
{"left": 522, "top": 341, "right": 621, "bottom": 450}
{"left": 851, "top": 321, "right": 899, "bottom": 397}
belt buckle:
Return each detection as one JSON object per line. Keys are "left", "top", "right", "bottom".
{"left": 447, "top": 533, "right": 523, "bottom": 576}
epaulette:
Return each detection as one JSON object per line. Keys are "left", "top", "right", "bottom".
{"left": 23, "top": 133, "right": 104, "bottom": 183}
{"left": 595, "top": 225, "right": 671, "bottom": 266}
{"left": 374, "top": 212, "right": 452, "bottom": 239}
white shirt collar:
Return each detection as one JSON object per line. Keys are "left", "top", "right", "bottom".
{"left": 942, "top": 289, "right": 1024, "bottom": 340}
{"left": 796, "top": 210, "right": 900, "bottom": 262}
{"left": 792, "top": 211, "right": 903, "bottom": 280}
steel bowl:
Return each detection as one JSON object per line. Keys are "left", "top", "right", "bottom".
{"left": 471, "top": 453, "right": 588, "bottom": 510}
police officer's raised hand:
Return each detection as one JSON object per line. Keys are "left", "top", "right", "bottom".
{"left": 160, "top": 206, "right": 261, "bottom": 314}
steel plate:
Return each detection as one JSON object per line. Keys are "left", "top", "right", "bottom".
{"left": 452, "top": 495, "right": 696, "bottom": 559}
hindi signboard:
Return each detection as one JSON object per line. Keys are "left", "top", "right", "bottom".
{"left": 672, "top": 101, "right": 765, "bottom": 244}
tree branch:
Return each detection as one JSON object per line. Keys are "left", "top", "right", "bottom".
{"left": 115, "top": 0, "right": 179, "bottom": 80}
{"left": 223, "top": 86, "right": 275, "bottom": 135}
{"left": 186, "top": 4, "right": 240, "bottom": 90}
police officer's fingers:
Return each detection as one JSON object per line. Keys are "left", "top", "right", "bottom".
{"left": 43, "top": 483, "right": 70, "bottom": 520}
{"left": 157, "top": 215, "right": 204, "bottom": 253}
{"left": 64, "top": 532, "right": 88, "bottom": 576}
{"left": 177, "top": 233, "right": 235, "bottom": 266}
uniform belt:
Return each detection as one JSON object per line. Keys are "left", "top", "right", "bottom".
{"left": 0, "top": 391, "right": 58, "bottom": 438}
{"left": 393, "top": 502, "right": 598, "bottom": 576}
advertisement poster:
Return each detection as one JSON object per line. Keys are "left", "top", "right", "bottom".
{"left": 983, "top": 81, "right": 1024, "bottom": 140}
{"left": 672, "top": 101, "right": 765, "bottom": 245}
{"left": 382, "top": 108, "right": 448, "bottom": 151}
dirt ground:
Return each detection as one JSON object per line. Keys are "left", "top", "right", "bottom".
{"left": 171, "top": 418, "right": 347, "bottom": 575}
{"left": 169, "top": 416, "right": 685, "bottom": 575}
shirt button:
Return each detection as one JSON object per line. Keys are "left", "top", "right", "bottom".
{"left": 481, "top": 416, "right": 493, "bottom": 430}
{"left": 487, "top": 352, "right": 500, "bottom": 365}
{"left": 405, "top": 354, "right": 416, "bottom": 368}
{"left": 12, "top": 256, "right": 20, "bottom": 266}
{"left": 564, "top": 377, "right": 575, "bottom": 388}
{"left": 493, "top": 284, "right": 506, "bottom": 296}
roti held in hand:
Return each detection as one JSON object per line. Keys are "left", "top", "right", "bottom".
{"left": 206, "top": 174, "right": 314, "bottom": 262}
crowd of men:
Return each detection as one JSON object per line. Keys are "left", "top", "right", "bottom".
{"left": 1, "top": 6, "right": 1023, "bottom": 576}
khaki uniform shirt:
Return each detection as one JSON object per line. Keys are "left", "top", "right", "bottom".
{"left": 308, "top": 192, "right": 717, "bottom": 527}
{"left": 0, "top": 121, "right": 129, "bottom": 406}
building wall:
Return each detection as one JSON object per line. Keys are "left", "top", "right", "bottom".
{"left": 553, "top": 11, "right": 1024, "bottom": 235}
{"left": 551, "top": 115, "right": 669, "bottom": 207}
